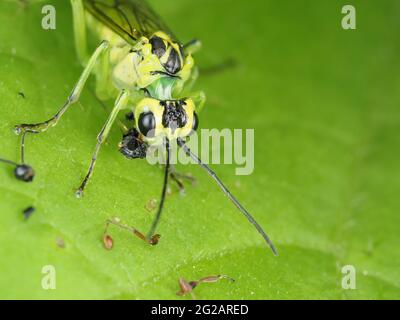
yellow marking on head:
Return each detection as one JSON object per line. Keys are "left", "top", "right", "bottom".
{"left": 135, "top": 98, "right": 197, "bottom": 143}
{"left": 176, "top": 99, "right": 196, "bottom": 138}
{"left": 152, "top": 31, "right": 173, "bottom": 43}
{"left": 135, "top": 98, "right": 164, "bottom": 138}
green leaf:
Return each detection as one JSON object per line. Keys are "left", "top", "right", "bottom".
{"left": 0, "top": 0, "right": 399, "bottom": 299}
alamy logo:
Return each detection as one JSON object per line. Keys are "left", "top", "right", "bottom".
{"left": 341, "top": 5, "right": 356, "bottom": 30}
{"left": 42, "top": 5, "right": 56, "bottom": 30}
{"left": 341, "top": 265, "right": 356, "bottom": 289}
{"left": 41, "top": 265, "right": 56, "bottom": 290}
{"left": 145, "top": 129, "right": 255, "bottom": 176}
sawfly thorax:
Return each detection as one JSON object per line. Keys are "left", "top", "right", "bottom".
{"left": 149, "top": 31, "right": 184, "bottom": 75}
{"left": 134, "top": 32, "right": 195, "bottom": 89}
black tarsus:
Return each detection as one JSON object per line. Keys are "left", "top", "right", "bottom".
{"left": 177, "top": 138, "right": 278, "bottom": 256}
{"left": 147, "top": 139, "right": 170, "bottom": 240}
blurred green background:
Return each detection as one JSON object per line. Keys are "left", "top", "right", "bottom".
{"left": 0, "top": 0, "right": 399, "bottom": 299}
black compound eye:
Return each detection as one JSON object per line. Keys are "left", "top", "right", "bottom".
{"left": 150, "top": 36, "right": 166, "bottom": 59}
{"left": 192, "top": 112, "right": 199, "bottom": 132}
{"left": 138, "top": 112, "right": 156, "bottom": 137}
{"left": 164, "top": 48, "right": 181, "bottom": 74}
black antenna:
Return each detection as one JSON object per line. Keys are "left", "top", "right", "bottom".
{"left": 147, "top": 139, "right": 171, "bottom": 240}
{"left": 0, "top": 158, "right": 19, "bottom": 167}
{"left": 177, "top": 138, "right": 278, "bottom": 256}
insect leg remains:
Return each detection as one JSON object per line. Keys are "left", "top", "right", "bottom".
{"left": 169, "top": 171, "right": 185, "bottom": 193}
{"left": 103, "top": 218, "right": 161, "bottom": 249}
{"left": 14, "top": 40, "right": 109, "bottom": 135}
{"left": 177, "top": 275, "right": 235, "bottom": 299}
{"left": 76, "top": 90, "right": 130, "bottom": 198}
{"left": 177, "top": 138, "right": 278, "bottom": 256}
